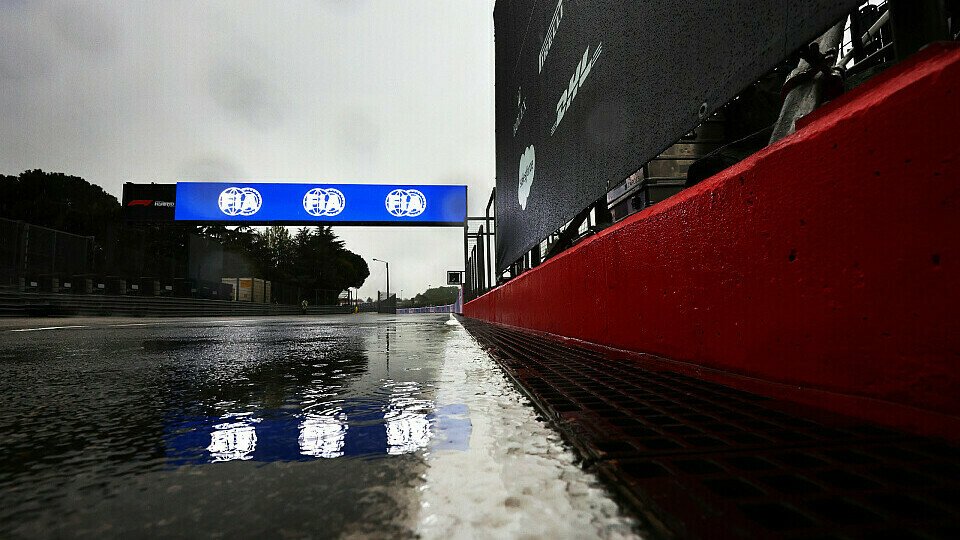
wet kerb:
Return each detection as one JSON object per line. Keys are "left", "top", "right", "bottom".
{"left": 459, "top": 316, "right": 960, "bottom": 539}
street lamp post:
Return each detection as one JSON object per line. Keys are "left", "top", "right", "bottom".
{"left": 372, "top": 258, "right": 390, "bottom": 301}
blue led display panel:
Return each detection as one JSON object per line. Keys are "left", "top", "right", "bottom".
{"left": 174, "top": 182, "right": 467, "bottom": 225}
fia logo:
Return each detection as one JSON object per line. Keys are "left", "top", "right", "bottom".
{"left": 385, "top": 189, "right": 426, "bottom": 217}
{"left": 218, "top": 187, "right": 262, "bottom": 216}
{"left": 303, "top": 188, "right": 346, "bottom": 217}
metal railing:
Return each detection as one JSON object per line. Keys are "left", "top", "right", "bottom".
{"left": 0, "top": 289, "right": 375, "bottom": 318}
{"left": 463, "top": 188, "right": 496, "bottom": 302}
{"left": 397, "top": 303, "right": 458, "bottom": 314}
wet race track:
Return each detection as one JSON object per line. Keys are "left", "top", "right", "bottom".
{"left": 0, "top": 314, "right": 639, "bottom": 539}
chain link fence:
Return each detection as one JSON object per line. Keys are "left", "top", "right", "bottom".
{"left": 0, "top": 218, "right": 94, "bottom": 288}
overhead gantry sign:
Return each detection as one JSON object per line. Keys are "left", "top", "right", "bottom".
{"left": 123, "top": 182, "right": 467, "bottom": 226}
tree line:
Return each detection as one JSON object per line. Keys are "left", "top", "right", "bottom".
{"left": 401, "top": 286, "right": 460, "bottom": 308}
{"left": 0, "top": 170, "right": 369, "bottom": 303}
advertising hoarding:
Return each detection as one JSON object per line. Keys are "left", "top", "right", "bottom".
{"left": 494, "top": 0, "right": 860, "bottom": 271}
{"left": 122, "top": 182, "right": 177, "bottom": 222}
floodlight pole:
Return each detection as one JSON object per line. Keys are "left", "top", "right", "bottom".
{"left": 372, "top": 258, "right": 390, "bottom": 300}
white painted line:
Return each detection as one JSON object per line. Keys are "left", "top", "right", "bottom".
{"left": 109, "top": 323, "right": 152, "bottom": 327}
{"left": 191, "top": 319, "right": 260, "bottom": 325}
{"left": 10, "top": 325, "right": 89, "bottom": 332}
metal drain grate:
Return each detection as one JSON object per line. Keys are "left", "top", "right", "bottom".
{"left": 459, "top": 316, "right": 960, "bottom": 539}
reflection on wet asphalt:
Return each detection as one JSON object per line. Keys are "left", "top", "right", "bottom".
{"left": 0, "top": 314, "right": 639, "bottom": 538}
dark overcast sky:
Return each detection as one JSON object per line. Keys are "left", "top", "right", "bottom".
{"left": 0, "top": 0, "right": 496, "bottom": 300}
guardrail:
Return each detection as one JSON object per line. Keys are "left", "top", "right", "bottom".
{"left": 0, "top": 290, "right": 359, "bottom": 318}
{"left": 396, "top": 303, "right": 458, "bottom": 314}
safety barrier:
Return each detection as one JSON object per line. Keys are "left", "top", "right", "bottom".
{"left": 464, "top": 44, "right": 960, "bottom": 439}
{"left": 0, "top": 290, "right": 359, "bottom": 318}
{"left": 397, "top": 303, "right": 457, "bottom": 314}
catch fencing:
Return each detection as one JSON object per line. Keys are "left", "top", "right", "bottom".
{"left": 0, "top": 218, "right": 94, "bottom": 287}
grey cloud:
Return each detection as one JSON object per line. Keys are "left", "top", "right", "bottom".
{"left": 0, "top": 6, "right": 53, "bottom": 80}
{"left": 50, "top": 1, "right": 117, "bottom": 55}
{"left": 0, "top": 31, "right": 49, "bottom": 80}
{"left": 0, "top": 1, "right": 116, "bottom": 81}
{"left": 0, "top": 0, "right": 496, "bottom": 299}
{"left": 336, "top": 111, "right": 382, "bottom": 165}
{"left": 177, "top": 155, "right": 246, "bottom": 181}
{"left": 208, "top": 59, "right": 282, "bottom": 128}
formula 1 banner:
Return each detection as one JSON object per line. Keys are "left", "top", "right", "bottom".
{"left": 494, "top": 0, "right": 859, "bottom": 271}
{"left": 122, "top": 182, "right": 177, "bottom": 222}
{"left": 174, "top": 182, "right": 467, "bottom": 226}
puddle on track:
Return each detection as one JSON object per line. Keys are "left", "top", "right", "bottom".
{"left": 0, "top": 314, "right": 640, "bottom": 538}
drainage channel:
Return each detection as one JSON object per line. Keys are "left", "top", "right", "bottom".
{"left": 458, "top": 316, "right": 960, "bottom": 539}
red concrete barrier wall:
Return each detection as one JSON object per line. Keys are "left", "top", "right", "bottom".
{"left": 466, "top": 44, "right": 960, "bottom": 438}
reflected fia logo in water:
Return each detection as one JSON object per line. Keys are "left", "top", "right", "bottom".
{"left": 299, "top": 408, "right": 348, "bottom": 458}
{"left": 165, "top": 381, "right": 470, "bottom": 464}
{"left": 208, "top": 418, "right": 259, "bottom": 462}
{"left": 384, "top": 381, "right": 433, "bottom": 455}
